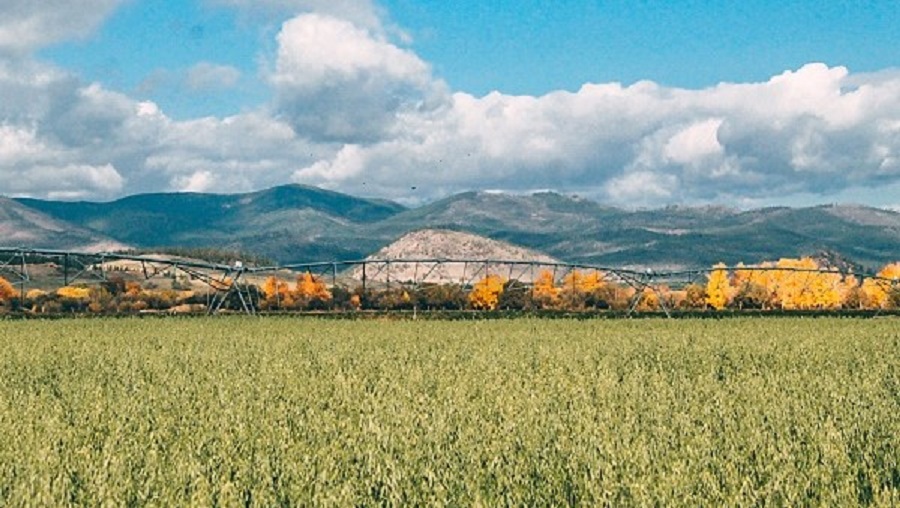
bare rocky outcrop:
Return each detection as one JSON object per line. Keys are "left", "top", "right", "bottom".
{"left": 349, "top": 229, "right": 559, "bottom": 284}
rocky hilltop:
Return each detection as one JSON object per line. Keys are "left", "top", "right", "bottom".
{"left": 349, "top": 229, "right": 559, "bottom": 284}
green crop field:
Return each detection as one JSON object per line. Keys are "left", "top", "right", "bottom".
{"left": 1, "top": 318, "right": 899, "bottom": 506}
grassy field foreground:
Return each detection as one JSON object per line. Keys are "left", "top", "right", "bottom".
{"left": 1, "top": 318, "right": 899, "bottom": 505}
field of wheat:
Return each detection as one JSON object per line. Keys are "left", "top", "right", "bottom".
{"left": 1, "top": 317, "right": 899, "bottom": 505}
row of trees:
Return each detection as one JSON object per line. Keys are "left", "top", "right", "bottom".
{"left": 259, "top": 271, "right": 665, "bottom": 312}
{"left": 0, "top": 259, "right": 898, "bottom": 314}
{"left": 461, "top": 260, "right": 900, "bottom": 312}
{"left": 0, "top": 277, "right": 204, "bottom": 315}
{"left": 256, "top": 260, "right": 897, "bottom": 312}
{"left": 705, "top": 259, "right": 900, "bottom": 310}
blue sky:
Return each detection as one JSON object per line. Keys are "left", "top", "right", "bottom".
{"left": 2, "top": 0, "right": 900, "bottom": 208}
{"left": 386, "top": 0, "right": 900, "bottom": 93}
{"left": 40, "top": 1, "right": 264, "bottom": 118}
{"left": 40, "top": 0, "right": 900, "bottom": 117}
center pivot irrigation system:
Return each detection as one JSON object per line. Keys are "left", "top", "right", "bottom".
{"left": 0, "top": 247, "right": 896, "bottom": 317}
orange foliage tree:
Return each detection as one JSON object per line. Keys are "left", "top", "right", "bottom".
{"left": 880, "top": 262, "right": 900, "bottom": 281}
{"left": 561, "top": 270, "right": 606, "bottom": 294}
{"left": 294, "top": 272, "right": 332, "bottom": 306}
{"left": 262, "top": 276, "right": 294, "bottom": 308}
{"left": 559, "top": 270, "right": 601, "bottom": 304}
{"left": 531, "top": 270, "right": 560, "bottom": 309}
{"left": 25, "top": 289, "right": 47, "bottom": 301}
{"left": 861, "top": 262, "right": 900, "bottom": 309}
{"left": 469, "top": 274, "right": 505, "bottom": 310}
{"left": 56, "top": 286, "right": 91, "bottom": 300}
{"left": 679, "top": 284, "right": 708, "bottom": 309}
{"left": 0, "top": 276, "right": 16, "bottom": 302}
{"left": 635, "top": 287, "right": 663, "bottom": 312}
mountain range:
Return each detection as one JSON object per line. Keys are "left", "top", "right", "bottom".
{"left": 0, "top": 197, "right": 128, "bottom": 253}
{"left": 5, "top": 184, "right": 900, "bottom": 271}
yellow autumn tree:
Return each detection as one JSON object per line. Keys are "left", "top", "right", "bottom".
{"left": 561, "top": 270, "right": 606, "bottom": 294}
{"left": 560, "top": 270, "right": 585, "bottom": 307}
{"left": 751, "top": 258, "right": 866, "bottom": 310}
{"left": 469, "top": 274, "right": 505, "bottom": 310}
{"left": 25, "top": 289, "right": 47, "bottom": 301}
{"left": 531, "top": 270, "right": 560, "bottom": 308}
{"left": 733, "top": 260, "right": 864, "bottom": 310}
{"left": 706, "top": 263, "right": 733, "bottom": 310}
{"left": 861, "top": 262, "right": 900, "bottom": 309}
{"left": 558, "top": 269, "right": 608, "bottom": 309}
{"left": 732, "top": 263, "right": 758, "bottom": 288}
{"left": 861, "top": 278, "right": 887, "bottom": 309}
{"left": 808, "top": 268, "right": 845, "bottom": 310}
{"left": 767, "top": 258, "right": 819, "bottom": 310}
{"left": 837, "top": 274, "right": 860, "bottom": 308}
{"left": 294, "top": 272, "right": 332, "bottom": 303}
{"left": 740, "top": 262, "right": 776, "bottom": 308}
{"left": 680, "top": 283, "right": 708, "bottom": 309}
{"left": 263, "top": 276, "right": 294, "bottom": 308}
{"left": 57, "top": 286, "right": 91, "bottom": 300}
{"left": 749, "top": 262, "right": 778, "bottom": 293}
{"left": 731, "top": 263, "right": 772, "bottom": 309}
{"left": 0, "top": 276, "right": 16, "bottom": 302}
{"left": 635, "top": 287, "right": 661, "bottom": 312}
{"left": 881, "top": 262, "right": 900, "bottom": 281}
{"left": 881, "top": 263, "right": 900, "bottom": 309}
{"left": 561, "top": 270, "right": 582, "bottom": 295}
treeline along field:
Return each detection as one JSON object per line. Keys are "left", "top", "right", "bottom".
{"left": 2, "top": 258, "right": 897, "bottom": 316}
{"left": 1, "top": 318, "right": 899, "bottom": 505}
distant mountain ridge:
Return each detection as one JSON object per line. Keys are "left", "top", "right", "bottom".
{"left": 0, "top": 197, "right": 128, "bottom": 252}
{"left": 15, "top": 185, "right": 405, "bottom": 262}
{"left": 6, "top": 185, "right": 900, "bottom": 270}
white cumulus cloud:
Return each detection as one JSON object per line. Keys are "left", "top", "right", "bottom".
{"left": 270, "top": 13, "right": 447, "bottom": 143}
{"left": 287, "top": 61, "right": 900, "bottom": 206}
{"left": 0, "top": 122, "right": 124, "bottom": 199}
{"left": 0, "top": 0, "right": 123, "bottom": 54}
